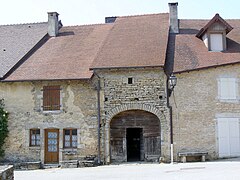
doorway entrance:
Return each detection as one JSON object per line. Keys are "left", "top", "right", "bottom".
{"left": 44, "top": 129, "right": 59, "bottom": 164}
{"left": 127, "top": 128, "right": 142, "bottom": 161}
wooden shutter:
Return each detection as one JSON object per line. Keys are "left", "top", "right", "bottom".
{"left": 210, "top": 34, "right": 223, "bottom": 51}
{"left": 219, "top": 78, "right": 237, "bottom": 100}
{"left": 43, "top": 86, "right": 61, "bottom": 111}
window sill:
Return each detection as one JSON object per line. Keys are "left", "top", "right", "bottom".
{"left": 29, "top": 146, "right": 41, "bottom": 150}
{"left": 42, "top": 110, "right": 62, "bottom": 114}
{"left": 218, "top": 99, "right": 239, "bottom": 103}
{"left": 62, "top": 148, "right": 77, "bottom": 155}
{"left": 62, "top": 148, "right": 77, "bottom": 151}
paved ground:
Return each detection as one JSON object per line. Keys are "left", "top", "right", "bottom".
{"left": 15, "top": 159, "right": 240, "bottom": 180}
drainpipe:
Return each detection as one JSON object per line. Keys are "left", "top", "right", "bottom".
{"left": 166, "top": 77, "right": 174, "bottom": 164}
{"left": 94, "top": 71, "right": 101, "bottom": 165}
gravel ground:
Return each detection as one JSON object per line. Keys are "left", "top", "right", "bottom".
{"left": 15, "top": 159, "right": 240, "bottom": 180}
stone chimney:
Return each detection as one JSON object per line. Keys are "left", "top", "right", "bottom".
{"left": 48, "top": 12, "right": 59, "bottom": 37}
{"left": 168, "top": 2, "right": 179, "bottom": 33}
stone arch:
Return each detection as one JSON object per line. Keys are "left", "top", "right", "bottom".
{"left": 104, "top": 103, "right": 166, "bottom": 164}
{"left": 106, "top": 103, "right": 164, "bottom": 126}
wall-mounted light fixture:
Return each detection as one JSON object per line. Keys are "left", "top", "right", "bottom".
{"left": 166, "top": 74, "right": 177, "bottom": 164}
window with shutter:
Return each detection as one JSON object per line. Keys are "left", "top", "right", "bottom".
{"left": 218, "top": 78, "right": 238, "bottom": 100}
{"left": 43, "top": 86, "right": 61, "bottom": 111}
{"left": 210, "top": 34, "right": 223, "bottom": 51}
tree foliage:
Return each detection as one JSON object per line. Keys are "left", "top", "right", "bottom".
{"left": 0, "top": 99, "right": 9, "bottom": 157}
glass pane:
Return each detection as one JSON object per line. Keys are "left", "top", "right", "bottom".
{"left": 31, "top": 140, "right": 35, "bottom": 146}
{"left": 72, "top": 141, "right": 77, "bottom": 148}
{"left": 36, "top": 140, "right": 40, "bottom": 146}
{"left": 65, "top": 135, "right": 70, "bottom": 141}
{"left": 72, "top": 135, "right": 77, "bottom": 141}
{"left": 36, "top": 129, "right": 40, "bottom": 134}
{"left": 36, "top": 134, "right": 40, "bottom": 140}
{"left": 48, "top": 132, "right": 57, "bottom": 138}
{"left": 64, "top": 130, "right": 70, "bottom": 135}
{"left": 72, "top": 129, "right": 77, "bottom": 135}
{"left": 31, "top": 135, "right": 35, "bottom": 140}
{"left": 65, "top": 142, "right": 70, "bottom": 147}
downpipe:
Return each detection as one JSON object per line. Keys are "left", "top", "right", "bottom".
{"left": 166, "top": 77, "right": 174, "bottom": 164}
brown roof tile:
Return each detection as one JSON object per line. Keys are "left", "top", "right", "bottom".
{"left": 91, "top": 13, "right": 169, "bottom": 69}
{"left": 170, "top": 19, "right": 240, "bottom": 73}
{"left": 0, "top": 22, "right": 48, "bottom": 78}
{"left": 5, "top": 24, "right": 113, "bottom": 81}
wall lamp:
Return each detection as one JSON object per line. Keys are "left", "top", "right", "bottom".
{"left": 168, "top": 74, "right": 177, "bottom": 96}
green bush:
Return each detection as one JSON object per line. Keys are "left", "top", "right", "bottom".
{"left": 0, "top": 99, "right": 9, "bottom": 157}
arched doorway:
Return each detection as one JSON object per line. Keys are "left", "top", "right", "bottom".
{"left": 110, "top": 110, "right": 161, "bottom": 162}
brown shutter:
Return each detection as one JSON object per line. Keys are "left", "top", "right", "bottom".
{"left": 43, "top": 85, "right": 61, "bottom": 111}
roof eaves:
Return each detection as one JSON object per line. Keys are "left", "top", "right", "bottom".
{"left": 174, "top": 61, "right": 240, "bottom": 74}
{"left": 2, "top": 77, "right": 91, "bottom": 82}
{"left": 90, "top": 65, "right": 164, "bottom": 71}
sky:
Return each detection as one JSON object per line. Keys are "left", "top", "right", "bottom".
{"left": 0, "top": 0, "right": 239, "bottom": 26}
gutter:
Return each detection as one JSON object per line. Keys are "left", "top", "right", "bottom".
{"left": 94, "top": 71, "right": 101, "bottom": 165}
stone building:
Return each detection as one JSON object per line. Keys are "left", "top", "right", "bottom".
{"left": 166, "top": 11, "right": 240, "bottom": 161}
{"left": 1, "top": 2, "right": 240, "bottom": 166}
{"left": 0, "top": 8, "right": 171, "bottom": 165}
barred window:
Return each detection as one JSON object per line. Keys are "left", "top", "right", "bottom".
{"left": 30, "top": 129, "right": 40, "bottom": 146}
{"left": 43, "top": 85, "right": 61, "bottom": 111}
{"left": 64, "top": 129, "right": 77, "bottom": 148}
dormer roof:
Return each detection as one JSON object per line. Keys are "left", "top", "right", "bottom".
{"left": 196, "top": 13, "right": 233, "bottom": 38}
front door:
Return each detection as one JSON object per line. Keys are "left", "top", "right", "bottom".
{"left": 45, "top": 129, "right": 59, "bottom": 164}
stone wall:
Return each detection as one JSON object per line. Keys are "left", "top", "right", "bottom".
{"left": 0, "top": 165, "right": 14, "bottom": 180}
{"left": 172, "top": 64, "right": 240, "bottom": 161}
{"left": 0, "top": 80, "right": 98, "bottom": 163}
{"left": 96, "top": 68, "right": 170, "bottom": 163}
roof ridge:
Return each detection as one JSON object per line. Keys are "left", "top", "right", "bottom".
{"left": 118, "top": 12, "right": 169, "bottom": 19}
{"left": 0, "top": 22, "right": 47, "bottom": 26}
{"left": 63, "top": 23, "right": 112, "bottom": 28}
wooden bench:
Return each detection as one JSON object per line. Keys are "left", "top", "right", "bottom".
{"left": 178, "top": 152, "right": 208, "bottom": 163}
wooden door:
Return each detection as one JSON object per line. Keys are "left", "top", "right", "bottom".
{"left": 45, "top": 129, "right": 59, "bottom": 164}
{"left": 218, "top": 118, "right": 240, "bottom": 157}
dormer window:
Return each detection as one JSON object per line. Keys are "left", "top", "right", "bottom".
{"left": 196, "top": 14, "right": 233, "bottom": 52}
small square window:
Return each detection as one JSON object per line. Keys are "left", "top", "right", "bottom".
{"left": 30, "top": 129, "right": 40, "bottom": 146}
{"left": 128, "top": 78, "right": 133, "bottom": 84}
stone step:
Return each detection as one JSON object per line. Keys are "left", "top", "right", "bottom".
{"left": 43, "top": 164, "right": 60, "bottom": 169}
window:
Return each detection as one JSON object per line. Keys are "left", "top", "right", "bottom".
{"left": 210, "top": 34, "right": 223, "bottom": 51}
{"left": 64, "top": 129, "right": 77, "bottom": 148}
{"left": 30, "top": 129, "right": 40, "bottom": 146}
{"left": 218, "top": 78, "right": 238, "bottom": 100}
{"left": 43, "top": 85, "right": 61, "bottom": 111}
{"left": 128, "top": 77, "right": 133, "bottom": 84}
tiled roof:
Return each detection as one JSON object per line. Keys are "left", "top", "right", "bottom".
{"left": 5, "top": 24, "right": 113, "bottom": 81}
{"left": 90, "top": 13, "right": 169, "bottom": 69}
{"left": 0, "top": 22, "right": 48, "bottom": 78}
{"left": 167, "top": 19, "right": 240, "bottom": 74}
{"left": 5, "top": 13, "right": 169, "bottom": 81}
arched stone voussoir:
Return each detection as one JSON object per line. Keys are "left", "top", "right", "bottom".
{"left": 106, "top": 103, "right": 163, "bottom": 124}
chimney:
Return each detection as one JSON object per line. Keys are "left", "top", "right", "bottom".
{"left": 168, "top": 2, "right": 179, "bottom": 33}
{"left": 105, "top": 17, "right": 117, "bottom": 23}
{"left": 48, "top": 12, "right": 59, "bottom": 37}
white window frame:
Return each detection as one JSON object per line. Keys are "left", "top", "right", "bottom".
{"left": 217, "top": 77, "right": 238, "bottom": 102}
